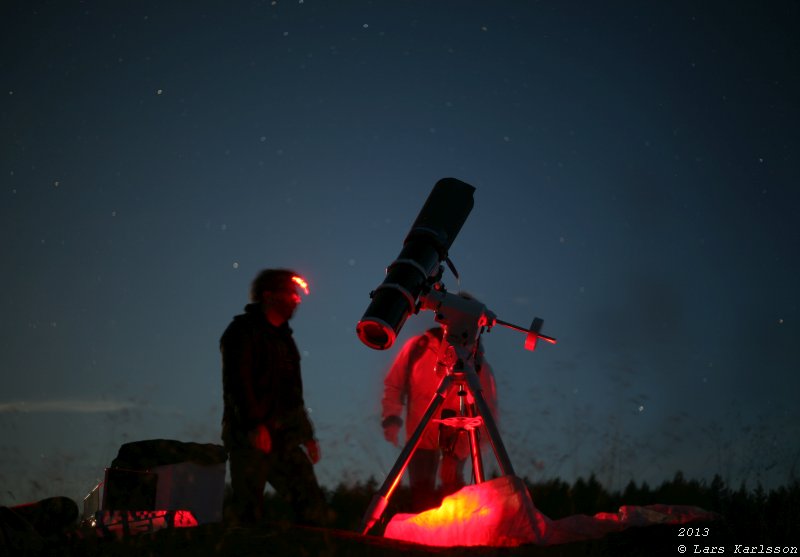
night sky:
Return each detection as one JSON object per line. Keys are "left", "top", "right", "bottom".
{"left": 2, "top": 1, "right": 798, "bottom": 507}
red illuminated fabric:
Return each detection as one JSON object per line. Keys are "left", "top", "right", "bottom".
{"left": 384, "top": 476, "right": 546, "bottom": 546}
{"left": 381, "top": 331, "right": 498, "bottom": 456}
{"left": 383, "top": 476, "right": 717, "bottom": 547}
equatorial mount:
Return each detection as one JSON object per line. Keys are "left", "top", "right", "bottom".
{"left": 421, "top": 281, "right": 557, "bottom": 352}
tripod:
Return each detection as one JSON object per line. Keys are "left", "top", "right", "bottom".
{"left": 360, "top": 287, "right": 555, "bottom": 534}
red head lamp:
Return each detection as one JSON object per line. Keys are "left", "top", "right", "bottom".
{"left": 292, "top": 275, "right": 310, "bottom": 295}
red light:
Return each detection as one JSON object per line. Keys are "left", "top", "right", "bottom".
{"left": 478, "top": 314, "right": 495, "bottom": 328}
{"left": 384, "top": 476, "right": 549, "bottom": 547}
{"left": 292, "top": 275, "right": 309, "bottom": 295}
{"left": 384, "top": 477, "right": 719, "bottom": 547}
{"left": 92, "top": 509, "right": 198, "bottom": 538}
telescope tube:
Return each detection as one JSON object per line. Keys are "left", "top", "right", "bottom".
{"left": 356, "top": 178, "right": 475, "bottom": 350}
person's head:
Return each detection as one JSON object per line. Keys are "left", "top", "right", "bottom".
{"left": 250, "top": 268, "right": 306, "bottom": 323}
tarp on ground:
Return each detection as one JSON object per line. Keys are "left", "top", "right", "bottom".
{"left": 383, "top": 475, "right": 718, "bottom": 547}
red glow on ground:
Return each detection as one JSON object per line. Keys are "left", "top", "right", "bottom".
{"left": 291, "top": 275, "right": 309, "bottom": 295}
{"left": 408, "top": 489, "right": 492, "bottom": 527}
{"left": 384, "top": 476, "right": 549, "bottom": 547}
{"left": 384, "top": 476, "right": 719, "bottom": 547}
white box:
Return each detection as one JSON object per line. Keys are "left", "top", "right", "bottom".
{"left": 150, "top": 461, "right": 226, "bottom": 524}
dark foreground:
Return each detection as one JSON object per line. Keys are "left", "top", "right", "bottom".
{"left": 4, "top": 474, "right": 798, "bottom": 556}
{"left": 5, "top": 516, "right": 745, "bottom": 557}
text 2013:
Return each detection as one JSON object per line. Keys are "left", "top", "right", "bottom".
{"left": 679, "top": 527, "right": 711, "bottom": 537}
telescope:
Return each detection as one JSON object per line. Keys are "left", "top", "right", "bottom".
{"left": 356, "top": 178, "right": 557, "bottom": 534}
{"left": 356, "top": 177, "right": 556, "bottom": 352}
{"left": 356, "top": 178, "right": 475, "bottom": 350}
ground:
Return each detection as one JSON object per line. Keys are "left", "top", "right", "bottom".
{"left": 6, "top": 516, "right": 736, "bottom": 557}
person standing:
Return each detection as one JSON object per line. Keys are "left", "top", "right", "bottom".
{"left": 381, "top": 320, "right": 498, "bottom": 512}
{"left": 220, "top": 268, "right": 327, "bottom": 526}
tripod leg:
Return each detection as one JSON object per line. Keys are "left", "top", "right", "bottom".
{"left": 467, "top": 411, "right": 485, "bottom": 483}
{"left": 360, "top": 374, "right": 455, "bottom": 535}
{"left": 463, "top": 369, "right": 516, "bottom": 477}
{"left": 455, "top": 382, "right": 485, "bottom": 483}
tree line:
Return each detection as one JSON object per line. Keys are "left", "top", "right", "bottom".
{"left": 253, "top": 472, "right": 800, "bottom": 542}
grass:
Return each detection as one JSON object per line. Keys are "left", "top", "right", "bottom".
{"left": 3, "top": 473, "right": 798, "bottom": 556}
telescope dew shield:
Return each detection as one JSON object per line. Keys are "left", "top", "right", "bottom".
{"left": 357, "top": 178, "right": 476, "bottom": 350}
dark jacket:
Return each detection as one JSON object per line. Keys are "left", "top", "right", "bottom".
{"left": 220, "top": 303, "right": 314, "bottom": 450}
